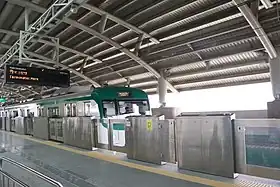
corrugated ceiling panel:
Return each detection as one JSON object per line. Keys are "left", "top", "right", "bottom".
{"left": 174, "top": 73, "right": 270, "bottom": 89}
{"left": 169, "top": 61, "right": 206, "bottom": 73}
{"left": 169, "top": 63, "right": 269, "bottom": 83}
{"left": 151, "top": 1, "right": 234, "bottom": 36}
{"left": 209, "top": 51, "right": 266, "bottom": 67}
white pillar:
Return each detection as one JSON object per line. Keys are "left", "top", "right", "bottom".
{"left": 269, "top": 50, "right": 280, "bottom": 99}
{"left": 25, "top": 8, "right": 30, "bottom": 31}
{"left": 158, "top": 74, "right": 167, "bottom": 107}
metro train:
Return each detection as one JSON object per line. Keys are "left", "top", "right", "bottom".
{"left": 0, "top": 86, "right": 150, "bottom": 147}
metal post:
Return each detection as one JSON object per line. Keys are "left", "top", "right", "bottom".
{"left": 108, "top": 120, "right": 113, "bottom": 150}
{"left": 135, "top": 34, "right": 144, "bottom": 56}
{"left": 158, "top": 71, "right": 167, "bottom": 107}
{"left": 250, "top": 0, "right": 260, "bottom": 19}
{"left": 19, "top": 31, "right": 24, "bottom": 64}
{"left": 98, "top": 14, "right": 107, "bottom": 33}
{"left": 25, "top": 8, "right": 30, "bottom": 31}
{"left": 55, "top": 38, "right": 60, "bottom": 66}
{"left": 269, "top": 49, "right": 280, "bottom": 99}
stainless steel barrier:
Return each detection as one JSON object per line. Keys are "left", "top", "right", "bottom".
{"left": 33, "top": 117, "right": 49, "bottom": 140}
{"left": 92, "top": 119, "right": 127, "bottom": 153}
{"left": 49, "top": 118, "right": 63, "bottom": 142}
{"left": 175, "top": 114, "right": 236, "bottom": 178}
{"left": 1, "top": 117, "right": 6, "bottom": 130}
{"left": 126, "top": 117, "right": 176, "bottom": 164}
{"left": 234, "top": 119, "right": 280, "bottom": 180}
{"left": 26, "top": 118, "right": 33, "bottom": 136}
{"left": 6, "top": 118, "right": 11, "bottom": 132}
{"left": 15, "top": 117, "right": 27, "bottom": 135}
{"left": 10, "top": 119, "right": 16, "bottom": 132}
{"left": 0, "top": 157, "right": 63, "bottom": 187}
{"left": 63, "top": 117, "right": 94, "bottom": 150}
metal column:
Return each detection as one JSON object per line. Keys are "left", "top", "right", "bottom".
{"left": 267, "top": 50, "right": 280, "bottom": 118}
{"left": 158, "top": 72, "right": 167, "bottom": 107}
{"left": 25, "top": 8, "right": 30, "bottom": 31}
{"left": 269, "top": 50, "right": 280, "bottom": 99}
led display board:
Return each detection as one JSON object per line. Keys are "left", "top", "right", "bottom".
{"left": 4, "top": 65, "right": 70, "bottom": 87}
{"left": 117, "top": 92, "right": 131, "bottom": 97}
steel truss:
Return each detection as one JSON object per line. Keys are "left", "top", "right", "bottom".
{"left": 0, "top": 0, "right": 75, "bottom": 66}
{"left": 19, "top": 31, "right": 60, "bottom": 66}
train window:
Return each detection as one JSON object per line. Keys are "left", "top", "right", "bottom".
{"left": 55, "top": 107, "right": 59, "bottom": 116}
{"left": 65, "top": 104, "right": 71, "bottom": 117}
{"left": 13, "top": 111, "right": 18, "bottom": 118}
{"left": 72, "top": 103, "right": 77, "bottom": 117}
{"left": 19, "top": 109, "right": 24, "bottom": 117}
{"left": 27, "top": 109, "right": 30, "bottom": 117}
{"left": 48, "top": 107, "right": 59, "bottom": 117}
{"left": 84, "top": 102, "right": 91, "bottom": 116}
{"left": 38, "top": 107, "right": 44, "bottom": 117}
{"left": 37, "top": 107, "right": 41, "bottom": 117}
{"left": 102, "top": 101, "right": 116, "bottom": 117}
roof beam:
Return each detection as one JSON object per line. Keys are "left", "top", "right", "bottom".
{"left": 260, "top": 0, "right": 273, "bottom": 9}
{"left": 0, "top": 0, "right": 76, "bottom": 67}
{"left": 1, "top": 87, "right": 26, "bottom": 98}
{"left": 81, "top": 3, "right": 159, "bottom": 44}
{"left": 176, "top": 76, "right": 270, "bottom": 92}
{"left": 171, "top": 66, "right": 269, "bottom": 86}
{"left": 62, "top": 19, "right": 178, "bottom": 93}
{"left": 106, "top": 59, "right": 267, "bottom": 86}
{"left": 233, "top": 0, "right": 277, "bottom": 59}
{"left": 250, "top": 0, "right": 260, "bottom": 18}
{"left": 81, "top": 1, "right": 235, "bottom": 60}
{"left": 139, "top": 72, "right": 270, "bottom": 91}
{"left": 98, "top": 47, "right": 269, "bottom": 81}
{"left": 0, "top": 28, "right": 101, "bottom": 63}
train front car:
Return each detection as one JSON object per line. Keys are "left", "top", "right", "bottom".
{"left": 91, "top": 86, "right": 150, "bottom": 152}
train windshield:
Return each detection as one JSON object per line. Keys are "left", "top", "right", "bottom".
{"left": 102, "top": 100, "right": 150, "bottom": 117}
{"left": 118, "top": 100, "right": 149, "bottom": 115}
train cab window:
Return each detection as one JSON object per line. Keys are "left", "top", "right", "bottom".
{"left": 102, "top": 101, "right": 116, "bottom": 117}
{"left": 118, "top": 100, "right": 149, "bottom": 115}
{"left": 72, "top": 104, "right": 77, "bottom": 117}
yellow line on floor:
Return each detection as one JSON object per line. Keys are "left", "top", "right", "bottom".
{"left": 2, "top": 131, "right": 241, "bottom": 187}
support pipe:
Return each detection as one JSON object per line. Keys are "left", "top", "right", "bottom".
{"left": 158, "top": 72, "right": 167, "bottom": 107}
{"left": 25, "top": 8, "right": 30, "bottom": 31}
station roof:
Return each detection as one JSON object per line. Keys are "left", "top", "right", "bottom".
{"left": 0, "top": 0, "right": 278, "bottom": 101}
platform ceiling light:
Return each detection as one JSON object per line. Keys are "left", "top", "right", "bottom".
{"left": 260, "top": 0, "right": 273, "bottom": 9}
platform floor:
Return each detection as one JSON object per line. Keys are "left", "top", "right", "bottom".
{"left": 0, "top": 131, "right": 279, "bottom": 187}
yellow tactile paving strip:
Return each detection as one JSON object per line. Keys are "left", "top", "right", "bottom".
{"left": 1, "top": 131, "right": 278, "bottom": 187}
